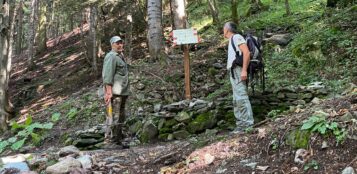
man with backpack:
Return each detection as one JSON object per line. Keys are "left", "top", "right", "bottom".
{"left": 223, "top": 22, "right": 254, "bottom": 133}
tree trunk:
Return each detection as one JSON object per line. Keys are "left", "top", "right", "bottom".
{"left": 0, "top": 0, "right": 12, "bottom": 133}
{"left": 124, "top": 1, "right": 133, "bottom": 64}
{"left": 15, "top": 0, "right": 23, "bottom": 55}
{"left": 89, "top": 5, "right": 97, "bottom": 73}
{"left": 147, "top": 0, "right": 164, "bottom": 60}
{"left": 69, "top": 14, "right": 74, "bottom": 31}
{"left": 231, "top": 0, "right": 239, "bottom": 24}
{"left": 285, "top": 0, "right": 291, "bottom": 15}
{"left": 207, "top": 0, "right": 219, "bottom": 26}
{"left": 8, "top": 0, "right": 16, "bottom": 59}
{"left": 35, "top": 0, "right": 47, "bottom": 53}
{"left": 170, "top": 0, "right": 187, "bottom": 29}
{"left": 47, "top": 0, "right": 55, "bottom": 39}
{"left": 27, "top": 0, "right": 38, "bottom": 69}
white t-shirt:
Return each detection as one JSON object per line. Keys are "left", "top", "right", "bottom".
{"left": 227, "top": 34, "right": 246, "bottom": 69}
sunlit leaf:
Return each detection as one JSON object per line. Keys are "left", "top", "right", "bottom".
{"left": 25, "top": 116, "right": 33, "bottom": 126}
{"left": 41, "top": 123, "right": 53, "bottom": 129}
{"left": 31, "top": 133, "right": 41, "bottom": 145}
{"left": 11, "top": 138, "right": 26, "bottom": 151}
{"left": 8, "top": 137, "right": 17, "bottom": 143}
{"left": 51, "top": 113, "right": 61, "bottom": 122}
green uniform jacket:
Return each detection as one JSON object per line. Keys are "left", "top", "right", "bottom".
{"left": 102, "top": 50, "right": 130, "bottom": 96}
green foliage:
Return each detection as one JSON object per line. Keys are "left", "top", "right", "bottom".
{"left": 11, "top": 138, "right": 26, "bottom": 151}
{"left": 66, "top": 108, "right": 78, "bottom": 120}
{"left": 244, "top": 127, "right": 254, "bottom": 134}
{"left": 208, "top": 68, "right": 219, "bottom": 77}
{"left": 304, "top": 160, "right": 319, "bottom": 171}
{"left": 270, "top": 136, "right": 279, "bottom": 150}
{"left": 51, "top": 113, "right": 61, "bottom": 122}
{"left": 206, "top": 79, "right": 231, "bottom": 100}
{"left": 0, "top": 116, "right": 54, "bottom": 154}
{"left": 286, "top": 129, "right": 311, "bottom": 149}
{"left": 267, "top": 109, "right": 282, "bottom": 119}
{"left": 301, "top": 113, "right": 347, "bottom": 143}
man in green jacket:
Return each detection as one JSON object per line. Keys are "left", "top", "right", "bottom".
{"left": 102, "top": 36, "right": 130, "bottom": 143}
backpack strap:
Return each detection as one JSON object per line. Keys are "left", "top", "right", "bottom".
{"left": 230, "top": 35, "right": 238, "bottom": 79}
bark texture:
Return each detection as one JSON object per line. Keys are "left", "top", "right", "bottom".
{"left": 207, "top": 0, "right": 219, "bottom": 26}
{"left": 0, "top": 0, "right": 13, "bottom": 132}
{"left": 147, "top": 0, "right": 164, "bottom": 60}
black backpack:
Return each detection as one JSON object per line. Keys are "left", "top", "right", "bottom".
{"left": 230, "top": 34, "right": 265, "bottom": 93}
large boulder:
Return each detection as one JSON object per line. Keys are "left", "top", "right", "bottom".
{"left": 45, "top": 157, "right": 82, "bottom": 174}
{"left": 263, "top": 33, "right": 292, "bottom": 46}
{"left": 76, "top": 155, "right": 92, "bottom": 170}
{"left": 58, "top": 146, "right": 80, "bottom": 157}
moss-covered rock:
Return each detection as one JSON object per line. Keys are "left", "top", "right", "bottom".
{"left": 173, "top": 130, "right": 190, "bottom": 140}
{"left": 129, "top": 121, "right": 143, "bottom": 135}
{"left": 224, "top": 111, "right": 236, "bottom": 125}
{"left": 164, "top": 119, "right": 178, "bottom": 128}
{"left": 174, "top": 111, "right": 192, "bottom": 123}
{"left": 159, "top": 127, "right": 173, "bottom": 134}
{"left": 158, "top": 133, "right": 170, "bottom": 141}
{"left": 187, "top": 111, "right": 217, "bottom": 133}
{"left": 172, "top": 122, "right": 186, "bottom": 131}
{"left": 286, "top": 129, "right": 311, "bottom": 149}
{"left": 139, "top": 121, "right": 158, "bottom": 143}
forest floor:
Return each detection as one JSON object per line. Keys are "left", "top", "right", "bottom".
{"left": 6, "top": 25, "right": 357, "bottom": 174}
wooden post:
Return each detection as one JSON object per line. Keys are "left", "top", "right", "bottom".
{"left": 183, "top": 44, "right": 191, "bottom": 100}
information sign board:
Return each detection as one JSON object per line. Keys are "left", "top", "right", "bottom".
{"left": 172, "top": 28, "right": 198, "bottom": 45}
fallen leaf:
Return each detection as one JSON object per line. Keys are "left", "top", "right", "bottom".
{"left": 257, "top": 165, "right": 269, "bottom": 171}
{"left": 257, "top": 128, "right": 267, "bottom": 139}
{"left": 204, "top": 153, "right": 215, "bottom": 165}
{"left": 337, "top": 109, "right": 349, "bottom": 115}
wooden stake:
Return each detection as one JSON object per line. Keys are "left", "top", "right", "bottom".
{"left": 183, "top": 45, "right": 192, "bottom": 100}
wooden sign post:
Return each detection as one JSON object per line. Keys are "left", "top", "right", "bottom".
{"left": 172, "top": 28, "right": 199, "bottom": 100}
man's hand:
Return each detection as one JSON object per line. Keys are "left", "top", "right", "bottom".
{"left": 104, "top": 85, "right": 113, "bottom": 105}
{"left": 241, "top": 70, "right": 247, "bottom": 81}
{"left": 104, "top": 92, "right": 112, "bottom": 105}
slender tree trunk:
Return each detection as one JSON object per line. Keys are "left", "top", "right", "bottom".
{"left": 96, "top": 10, "right": 104, "bottom": 62}
{"left": 147, "top": 0, "right": 164, "bottom": 60}
{"left": 0, "top": 0, "right": 12, "bottom": 132}
{"left": 231, "top": 0, "right": 239, "bottom": 24}
{"left": 36, "top": 0, "right": 47, "bottom": 53}
{"left": 124, "top": 1, "right": 133, "bottom": 64}
{"left": 80, "top": 8, "right": 91, "bottom": 65}
{"left": 27, "top": 0, "right": 38, "bottom": 69}
{"left": 9, "top": 0, "right": 16, "bottom": 59}
{"left": 15, "top": 0, "right": 23, "bottom": 55}
{"left": 285, "top": 0, "right": 291, "bottom": 15}
{"left": 89, "top": 5, "right": 97, "bottom": 73}
{"left": 69, "top": 14, "right": 74, "bottom": 31}
{"left": 47, "top": 0, "right": 55, "bottom": 39}
{"left": 207, "top": 0, "right": 219, "bottom": 26}
{"left": 170, "top": 0, "right": 188, "bottom": 29}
